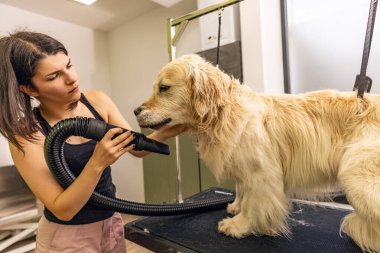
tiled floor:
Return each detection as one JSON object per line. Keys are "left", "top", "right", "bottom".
{"left": 122, "top": 214, "right": 153, "bottom": 253}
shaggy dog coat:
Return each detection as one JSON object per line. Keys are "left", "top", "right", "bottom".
{"left": 134, "top": 54, "right": 380, "bottom": 252}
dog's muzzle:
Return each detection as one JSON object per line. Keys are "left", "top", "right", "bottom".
{"left": 134, "top": 106, "right": 172, "bottom": 130}
{"left": 134, "top": 106, "right": 143, "bottom": 116}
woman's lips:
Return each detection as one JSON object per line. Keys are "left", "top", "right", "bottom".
{"left": 69, "top": 86, "right": 79, "bottom": 94}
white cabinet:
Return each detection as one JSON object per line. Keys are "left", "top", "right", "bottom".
{"left": 0, "top": 134, "right": 13, "bottom": 166}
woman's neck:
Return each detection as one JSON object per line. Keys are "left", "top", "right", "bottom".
{"left": 39, "top": 101, "right": 80, "bottom": 125}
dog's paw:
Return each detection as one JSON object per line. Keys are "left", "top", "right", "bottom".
{"left": 218, "top": 216, "right": 251, "bottom": 238}
{"left": 227, "top": 202, "right": 240, "bottom": 215}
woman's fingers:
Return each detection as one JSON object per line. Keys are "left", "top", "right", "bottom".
{"left": 103, "top": 128, "right": 135, "bottom": 153}
{"left": 104, "top": 128, "right": 124, "bottom": 141}
{"left": 115, "top": 133, "right": 135, "bottom": 153}
{"left": 91, "top": 128, "right": 136, "bottom": 168}
{"left": 111, "top": 129, "right": 133, "bottom": 145}
{"left": 104, "top": 128, "right": 134, "bottom": 145}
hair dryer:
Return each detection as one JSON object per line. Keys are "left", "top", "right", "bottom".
{"left": 83, "top": 118, "right": 169, "bottom": 155}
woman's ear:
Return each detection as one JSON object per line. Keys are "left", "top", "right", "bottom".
{"left": 19, "top": 84, "right": 38, "bottom": 97}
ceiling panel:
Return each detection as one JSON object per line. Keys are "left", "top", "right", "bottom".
{"left": 0, "top": 0, "right": 164, "bottom": 31}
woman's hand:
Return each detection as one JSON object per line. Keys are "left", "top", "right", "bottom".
{"left": 154, "top": 124, "right": 187, "bottom": 142}
{"left": 89, "top": 128, "right": 135, "bottom": 170}
{"left": 129, "top": 124, "right": 187, "bottom": 158}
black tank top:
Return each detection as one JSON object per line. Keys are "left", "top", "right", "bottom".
{"left": 34, "top": 93, "right": 116, "bottom": 224}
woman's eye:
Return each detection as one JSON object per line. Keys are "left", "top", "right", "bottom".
{"left": 159, "top": 85, "right": 170, "bottom": 93}
{"left": 47, "top": 73, "right": 59, "bottom": 81}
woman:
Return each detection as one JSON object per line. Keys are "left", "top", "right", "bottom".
{"left": 0, "top": 31, "right": 184, "bottom": 252}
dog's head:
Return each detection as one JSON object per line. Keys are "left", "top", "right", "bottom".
{"left": 134, "top": 54, "right": 231, "bottom": 130}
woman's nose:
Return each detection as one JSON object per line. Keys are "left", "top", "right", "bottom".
{"left": 65, "top": 70, "right": 78, "bottom": 85}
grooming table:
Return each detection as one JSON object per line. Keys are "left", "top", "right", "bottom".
{"left": 124, "top": 188, "right": 362, "bottom": 253}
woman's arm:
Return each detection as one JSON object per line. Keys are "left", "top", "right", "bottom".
{"left": 10, "top": 128, "right": 134, "bottom": 221}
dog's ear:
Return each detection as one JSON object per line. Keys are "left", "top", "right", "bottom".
{"left": 187, "top": 55, "right": 227, "bottom": 122}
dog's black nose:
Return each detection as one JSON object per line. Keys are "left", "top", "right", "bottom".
{"left": 134, "top": 107, "right": 142, "bottom": 116}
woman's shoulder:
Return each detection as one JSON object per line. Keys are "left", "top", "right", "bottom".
{"left": 83, "top": 90, "right": 114, "bottom": 106}
{"left": 9, "top": 130, "right": 45, "bottom": 157}
{"left": 82, "top": 90, "right": 110, "bottom": 104}
{"left": 82, "top": 90, "right": 114, "bottom": 121}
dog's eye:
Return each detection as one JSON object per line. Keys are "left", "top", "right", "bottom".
{"left": 159, "top": 85, "right": 170, "bottom": 93}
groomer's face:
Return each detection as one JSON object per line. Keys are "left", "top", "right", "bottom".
{"left": 31, "top": 52, "right": 80, "bottom": 103}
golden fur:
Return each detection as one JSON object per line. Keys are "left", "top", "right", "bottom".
{"left": 135, "top": 54, "right": 380, "bottom": 252}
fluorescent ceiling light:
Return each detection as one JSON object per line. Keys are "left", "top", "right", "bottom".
{"left": 73, "top": 0, "right": 97, "bottom": 5}
{"left": 151, "top": 0, "right": 182, "bottom": 8}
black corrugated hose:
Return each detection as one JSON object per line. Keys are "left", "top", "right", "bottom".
{"left": 44, "top": 117, "right": 235, "bottom": 216}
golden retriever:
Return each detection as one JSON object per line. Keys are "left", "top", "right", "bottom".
{"left": 134, "top": 54, "right": 380, "bottom": 252}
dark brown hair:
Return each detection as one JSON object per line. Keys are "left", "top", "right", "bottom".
{"left": 0, "top": 31, "right": 68, "bottom": 152}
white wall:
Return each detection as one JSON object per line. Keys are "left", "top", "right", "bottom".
{"left": 287, "top": 0, "right": 380, "bottom": 93}
{"left": 108, "top": 1, "right": 199, "bottom": 202}
{"left": 0, "top": 4, "right": 111, "bottom": 165}
{"left": 197, "top": 0, "right": 241, "bottom": 51}
{"left": 0, "top": 3, "right": 110, "bottom": 94}
{"left": 239, "top": 0, "right": 284, "bottom": 93}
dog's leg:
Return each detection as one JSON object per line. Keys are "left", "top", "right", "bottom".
{"left": 340, "top": 213, "right": 380, "bottom": 253}
{"left": 338, "top": 143, "right": 380, "bottom": 253}
{"left": 227, "top": 183, "right": 242, "bottom": 216}
{"left": 218, "top": 170, "right": 290, "bottom": 238}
